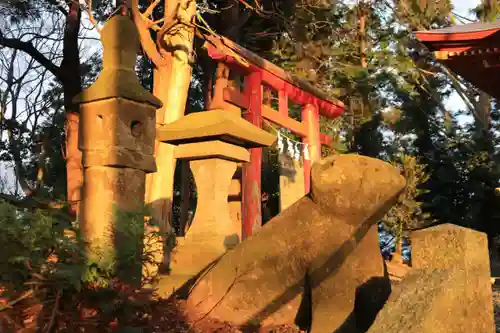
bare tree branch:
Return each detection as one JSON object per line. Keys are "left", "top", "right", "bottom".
{"left": 51, "top": 0, "right": 69, "bottom": 16}
{"left": 0, "top": 30, "right": 62, "bottom": 81}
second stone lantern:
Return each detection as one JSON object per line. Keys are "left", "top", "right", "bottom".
{"left": 155, "top": 109, "right": 275, "bottom": 295}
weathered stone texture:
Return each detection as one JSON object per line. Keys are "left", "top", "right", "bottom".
{"left": 79, "top": 98, "right": 156, "bottom": 172}
{"left": 156, "top": 109, "right": 275, "bottom": 285}
{"left": 310, "top": 154, "right": 405, "bottom": 222}
{"left": 385, "top": 260, "right": 411, "bottom": 283}
{"left": 72, "top": 16, "right": 162, "bottom": 108}
{"left": 174, "top": 140, "right": 250, "bottom": 162}
{"left": 170, "top": 158, "right": 240, "bottom": 277}
{"left": 81, "top": 167, "right": 146, "bottom": 249}
{"left": 74, "top": 15, "right": 159, "bottom": 284}
{"left": 412, "top": 224, "right": 491, "bottom": 273}
{"left": 368, "top": 267, "right": 494, "bottom": 333}
{"left": 184, "top": 154, "right": 405, "bottom": 332}
{"left": 156, "top": 109, "right": 276, "bottom": 148}
{"left": 310, "top": 224, "right": 390, "bottom": 333}
{"left": 368, "top": 224, "right": 495, "bottom": 333}
{"left": 410, "top": 224, "right": 495, "bottom": 333}
{"left": 367, "top": 268, "right": 462, "bottom": 333}
{"left": 228, "top": 170, "right": 243, "bottom": 242}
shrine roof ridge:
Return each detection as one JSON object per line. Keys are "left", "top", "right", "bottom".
{"left": 415, "top": 20, "right": 500, "bottom": 43}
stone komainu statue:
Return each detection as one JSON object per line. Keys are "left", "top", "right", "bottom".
{"left": 182, "top": 154, "right": 406, "bottom": 333}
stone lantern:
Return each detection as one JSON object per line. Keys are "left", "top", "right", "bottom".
{"left": 155, "top": 109, "right": 275, "bottom": 295}
{"left": 73, "top": 14, "right": 162, "bottom": 279}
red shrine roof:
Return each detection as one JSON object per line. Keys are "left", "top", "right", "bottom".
{"left": 202, "top": 33, "right": 345, "bottom": 119}
{"left": 415, "top": 20, "right": 500, "bottom": 98}
{"left": 416, "top": 20, "right": 500, "bottom": 41}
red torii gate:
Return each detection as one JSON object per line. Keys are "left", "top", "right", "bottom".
{"left": 201, "top": 34, "right": 345, "bottom": 239}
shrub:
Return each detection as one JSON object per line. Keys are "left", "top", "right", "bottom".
{"left": 0, "top": 202, "right": 167, "bottom": 333}
{"left": 381, "top": 154, "right": 431, "bottom": 259}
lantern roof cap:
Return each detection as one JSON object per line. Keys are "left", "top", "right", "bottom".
{"left": 74, "top": 15, "right": 162, "bottom": 108}
{"left": 156, "top": 109, "right": 276, "bottom": 148}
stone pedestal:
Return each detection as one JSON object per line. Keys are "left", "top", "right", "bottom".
{"left": 383, "top": 224, "right": 496, "bottom": 333}
{"left": 73, "top": 15, "right": 161, "bottom": 283}
{"left": 171, "top": 158, "right": 239, "bottom": 276}
{"left": 412, "top": 224, "right": 491, "bottom": 272}
{"left": 81, "top": 166, "right": 147, "bottom": 256}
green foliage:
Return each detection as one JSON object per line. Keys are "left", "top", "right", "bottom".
{"left": 0, "top": 201, "right": 167, "bottom": 333}
{"left": 473, "top": 0, "right": 500, "bottom": 22}
{"left": 395, "top": 0, "right": 452, "bottom": 30}
{"left": 262, "top": 0, "right": 453, "bottom": 157}
{"left": 381, "top": 154, "right": 430, "bottom": 240}
{"left": 0, "top": 202, "right": 75, "bottom": 292}
{"left": 25, "top": 100, "right": 67, "bottom": 201}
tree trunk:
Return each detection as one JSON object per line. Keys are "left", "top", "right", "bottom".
{"left": 358, "top": 3, "right": 367, "bottom": 69}
{"left": 144, "top": 0, "right": 196, "bottom": 264}
{"left": 475, "top": 91, "right": 491, "bottom": 135}
{"left": 0, "top": 3, "right": 83, "bottom": 214}
{"left": 199, "top": 54, "right": 215, "bottom": 109}
{"left": 61, "top": 1, "right": 83, "bottom": 217}
{"left": 473, "top": 1, "right": 494, "bottom": 137}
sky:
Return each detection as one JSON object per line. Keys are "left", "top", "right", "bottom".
{"left": 453, "top": 0, "right": 480, "bottom": 14}
{"left": 446, "top": 0, "right": 481, "bottom": 120}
